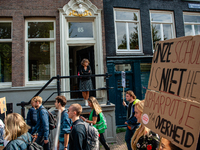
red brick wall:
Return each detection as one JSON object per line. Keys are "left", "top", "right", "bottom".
{"left": 0, "top": 0, "right": 104, "bottom": 87}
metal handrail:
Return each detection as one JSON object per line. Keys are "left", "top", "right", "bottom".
{"left": 17, "top": 73, "right": 112, "bottom": 118}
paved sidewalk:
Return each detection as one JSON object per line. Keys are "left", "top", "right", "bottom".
{"left": 100, "top": 131, "right": 128, "bottom": 150}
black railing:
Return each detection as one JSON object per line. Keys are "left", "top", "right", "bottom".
{"left": 17, "top": 73, "right": 113, "bottom": 118}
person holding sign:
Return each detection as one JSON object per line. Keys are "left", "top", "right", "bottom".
{"left": 78, "top": 58, "right": 93, "bottom": 106}
{"left": 131, "top": 100, "right": 160, "bottom": 150}
{"left": 122, "top": 90, "right": 140, "bottom": 150}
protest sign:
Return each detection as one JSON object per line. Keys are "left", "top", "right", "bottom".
{"left": 142, "top": 90, "right": 200, "bottom": 150}
{"left": 148, "top": 35, "right": 200, "bottom": 103}
{"left": 121, "top": 71, "right": 126, "bottom": 88}
{"left": 0, "top": 97, "right": 7, "bottom": 114}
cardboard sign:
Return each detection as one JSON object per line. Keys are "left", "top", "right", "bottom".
{"left": 142, "top": 90, "right": 200, "bottom": 150}
{"left": 121, "top": 71, "right": 126, "bottom": 88}
{"left": 0, "top": 97, "right": 7, "bottom": 114}
{"left": 148, "top": 35, "right": 200, "bottom": 103}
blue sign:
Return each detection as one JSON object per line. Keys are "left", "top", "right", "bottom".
{"left": 188, "top": 3, "right": 200, "bottom": 9}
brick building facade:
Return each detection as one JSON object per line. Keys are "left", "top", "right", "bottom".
{"left": 0, "top": 0, "right": 107, "bottom": 114}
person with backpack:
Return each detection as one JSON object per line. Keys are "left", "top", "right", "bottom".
{"left": 54, "top": 96, "right": 72, "bottom": 150}
{"left": 27, "top": 99, "right": 37, "bottom": 133}
{"left": 80, "top": 96, "right": 110, "bottom": 150}
{"left": 68, "top": 103, "right": 90, "bottom": 150}
{"left": 122, "top": 90, "right": 140, "bottom": 150}
{"left": 31, "top": 96, "right": 50, "bottom": 150}
{"left": 4, "top": 113, "right": 33, "bottom": 149}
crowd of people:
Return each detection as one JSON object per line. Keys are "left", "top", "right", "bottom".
{"left": 0, "top": 90, "right": 188, "bottom": 150}
{"left": 1, "top": 95, "right": 109, "bottom": 150}
{"left": 0, "top": 58, "right": 197, "bottom": 150}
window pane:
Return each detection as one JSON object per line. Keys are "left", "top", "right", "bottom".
{"left": 151, "top": 24, "right": 161, "bottom": 49}
{"left": 163, "top": 24, "right": 172, "bottom": 40}
{"left": 151, "top": 13, "right": 172, "bottom": 22}
{"left": 184, "top": 25, "right": 193, "bottom": 36}
{"left": 129, "top": 23, "right": 139, "bottom": 49}
{"left": 116, "top": 11, "right": 138, "bottom": 21}
{"left": 184, "top": 15, "right": 200, "bottom": 23}
{"left": 0, "top": 23, "right": 11, "bottom": 39}
{"left": 194, "top": 25, "right": 200, "bottom": 35}
{"left": 0, "top": 43, "right": 12, "bottom": 82}
{"left": 115, "top": 64, "right": 131, "bottom": 71}
{"left": 116, "top": 22, "right": 127, "bottom": 49}
{"left": 28, "top": 42, "right": 54, "bottom": 81}
{"left": 69, "top": 22, "right": 93, "bottom": 38}
{"left": 28, "top": 22, "right": 54, "bottom": 38}
{"left": 140, "top": 63, "right": 151, "bottom": 99}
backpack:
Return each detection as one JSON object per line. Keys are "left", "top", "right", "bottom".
{"left": 3, "top": 134, "right": 43, "bottom": 150}
{"left": 78, "top": 122, "right": 99, "bottom": 150}
{"left": 40, "top": 108, "right": 57, "bottom": 130}
{"left": 17, "top": 138, "right": 43, "bottom": 150}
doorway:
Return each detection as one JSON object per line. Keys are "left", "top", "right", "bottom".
{"left": 69, "top": 46, "right": 96, "bottom": 99}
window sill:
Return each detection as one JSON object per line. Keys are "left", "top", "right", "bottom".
{"left": 116, "top": 52, "right": 144, "bottom": 55}
{"left": 0, "top": 86, "right": 56, "bottom": 92}
{"left": 0, "top": 82, "right": 12, "bottom": 88}
{"left": 25, "top": 80, "right": 56, "bottom": 87}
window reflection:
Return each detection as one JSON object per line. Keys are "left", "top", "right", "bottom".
{"left": 0, "top": 23, "right": 11, "bottom": 39}
{"left": 184, "top": 25, "right": 193, "bottom": 36}
{"left": 69, "top": 22, "right": 93, "bottom": 38}
{"left": 129, "top": 23, "right": 139, "bottom": 49}
{"left": 151, "top": 13, "right": 172, "bottom": 22}
{"left": 184, "top": 13, "right": 200, "bottom": 36}
{"left": 28, "top": 22, "right": 54, "bottom": 38}
{"left": 163, "top": 24, "right": 172, "bottom": 39}
{"left": 116, "top": 23, "right": 127, "bottom": 49}
{"left": 0, "top": 43, "right": 12, "bottom": 82}
{"left": 27, "top": 20, "right": 55, "bottom": 82}
{"left": 150, "top": 12, "right": 174, "bottom": 50}
{"left": 115, "top": 64, "right": 131, "bottom": 71}
{"left": 151, "top": 24, "right": 161, "bottom": 49}
{"left": 116, "top": 11, "right": 138, "bottom": 21}
{"left": 28, "top": 42, "right": 52, "bottom": 81}
{"left": 195, "top": 25, "right": 200, "bottom": 35}
{"left": 184, "top": 15, "right": 200, "bottom": 23}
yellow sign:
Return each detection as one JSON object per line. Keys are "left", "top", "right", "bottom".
{"left": 0, "top": 97, "right": 7, "bottom": 114}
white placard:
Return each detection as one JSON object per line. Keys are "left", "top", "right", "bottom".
{"left": 121, "top": 71, "right": 126, "bottom": 88}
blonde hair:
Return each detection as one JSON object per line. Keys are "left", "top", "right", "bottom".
{"left": 81, "top": 58, "right": 90, "bottom": 66}
{"left": 4, "top": 113, "right": 30, "bottom": 141}
{"left": 126, "top": 90, "right": 136, "bottom": 99}
{"left": 88, "top": 96, "right": 102, "bottom": 115}
{"left": 71, "top": 103, "right": 82, "bottom": 116}
{"left": 31, "top": 96, "right": 42, "bottom": 104}
{"left": 131, "top": 100, "right": 150, "bottom": 150}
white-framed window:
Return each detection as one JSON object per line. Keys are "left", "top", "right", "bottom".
{"left": 114, "top": 8, "right": 143, "bottom": 54}
{"left": 25, "top": 19, "right": 56, "bottom": 86}
{"left": 183, "top": 12, "right": 200, "bottom": 36}
{"left": 150, "top": 11, "right": 176, "bottom": 49}
{"left": 0, "top": 19, "right": 12, "bottom": 88}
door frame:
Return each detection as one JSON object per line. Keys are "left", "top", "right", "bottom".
{"left": 59, "top": 1, "right": 104, "bottom": 99}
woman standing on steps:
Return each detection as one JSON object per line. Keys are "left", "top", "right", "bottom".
{"left": 78, "top": 58, "right": 93, "bottom": 106}
{"left": 80, "top": 96, "right": 110, "bottom": 150}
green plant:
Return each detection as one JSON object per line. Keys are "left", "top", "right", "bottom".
{"left": 116, "top": 127, "right": 126, "bottom": 133}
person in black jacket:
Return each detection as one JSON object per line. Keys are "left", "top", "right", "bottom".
{"left": 68, "top": 103, "right": 90, "bottom": 150}
{"left": 78, "top": 58, "right": 93, "bottom": 106}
